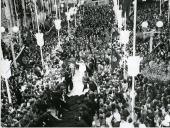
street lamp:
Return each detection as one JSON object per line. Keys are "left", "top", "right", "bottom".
{"left": 141, "top": 20, "right": 163, "bottom": 53}
{"left": 156, "top": 20, "right": 163, "bottom": 28}
{"left": 0, "top": 27, "right": 5, "bottom": 60}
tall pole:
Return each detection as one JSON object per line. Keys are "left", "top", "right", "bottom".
{"left": 10, "top": 40, "right": 17, "bottom": 68}
{"left": 124, "top": 12, "right": 127, "bottom": 79}
{"left": 0, "top": 14, "right": 1, "bottom": 111}
{"left": 168, "top": 0, "right": 170, "bottom": 24}
{"left": 149, "top": 32, "right": 154, "bottom": 53}
{"left": 40, "top": 46, "right": 44, "bottom": 66}
{"left": 55, "top": 1, "right": 58, "bottom": 19}
{"left": 22, "top": 0, "right": 27, "bottom": 26}
{"left": 74, "top": 3, "right": 77, "bottom": 27}
{"left": 34, "top": 0, "right": 44, "bottom": 67}
{"left": 5, "top": 78, "right": 12, "bottom": 104}
{"left": 160, "top": 0, "right": 162, "bottom": 16}
{"left": 34, "top": 0, "right": 40, "bottom": 33}
{"left": 8, "top": 0, "right": 17, "bottom": 68}
{"left": 123, "top": 44, "right": 126, "bottom": 79}
{"left": 58, "top": 29, "right": 60, "bottom": 42}
{"left": 59, "top": 0, "right": 61, "bottom": 19}
{"left": 67, "top": 0, "right": 69, "bottom": 33}
{"left": 0, "top": 0, "right": 3, "bottom": 60}
{"left": 132, "top": 0, "right": 137, "bottom": 123}
{"left": 133, "top": 0, "right": 137, "bottom": 57}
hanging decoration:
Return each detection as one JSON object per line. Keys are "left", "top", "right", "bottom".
{"left": 127, "top": 56, "right": 141, "bottom": 76}
{"left": 0, "top": 59, "right": 12, "bottom": 104}
{"left": 35, "top": 33, "right": 44, "bottom": 47}
{"left": 120, "top": 30, "right": 130, "bottom": 44}
{"left": 0, "top": 59, "right": 11, "bottom": 79}
{"left": 54, "top": 19, "right": 62, "bottom": 30}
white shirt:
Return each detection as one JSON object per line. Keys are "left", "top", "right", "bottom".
{"left": 106, "top": 115, "right": 114, "bottom": 128}
{"left": 119, "top": 121, "right": 134, "bottom": 128}
{"left": 162, "top": 114, "right": 170, "bottom": 126}
{"left": 139, "top": 123, "right": 147, "bottom": 128}
{"left": 113, "top": 111, "right": 121, "bottom": 122}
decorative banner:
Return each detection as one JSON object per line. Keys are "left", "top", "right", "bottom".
{"left": 127, "top": 56, "right": 141, "bottom": 76}
{"left": 0, "top": 59, "right": 12, "bottom": 103}
{"left": 54, "top": 19, "right": 62, "bottom": 30}
{"left": 0, "top": 59, "right": 11, "bottom": 79}
{"left": 120, "top": 30, "right": 130, "bottom": 44}
{"left": 65, "top": 12, "right": 71, "bottom": 21}
{"left": 35, "top": 33, "right": 44, "bottom": 47}
{"left": 69, "top": 7, "right": 78, "bottom": 15}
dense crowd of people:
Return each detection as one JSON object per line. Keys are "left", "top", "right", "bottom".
{"left": 1, "top": 0, "right": 170, "bottom": 127}
{"left": 127, "top": 2, "right": 169, "bottom": 64}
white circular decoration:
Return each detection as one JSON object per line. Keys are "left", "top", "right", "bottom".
{"left": 156, "top": 21, "right": 163, "bottom": 28}
{"left": 141, "top": 21, "right": 148, "bottom": 28}
{"left": 12, "top": 26, "right": 19, "bottom": 33}
{"left": 1, "top": 26, "right": 5, "bottom": 33}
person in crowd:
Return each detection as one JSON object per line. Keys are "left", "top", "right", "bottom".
{"left": 82, "top": 71, "right": 89, "bottom": 92}
{"left": 64, "top": 66, "right": 73, "bottom": 93}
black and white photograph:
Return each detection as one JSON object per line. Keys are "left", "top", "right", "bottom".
{"left": 0, "top": 0, "right": 170, "bottom": 127}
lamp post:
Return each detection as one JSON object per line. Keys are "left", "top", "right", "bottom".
{"left": 11, "top": 26, "right": 19, "bottom": 68}
{"left": 142, "top": 20, "right": 163, "bottom": 53}
{"left": 0, "top": 27, "right": 5, "bottom": 60}
{"left": 160, "top": 0, "right": 162, "bottom": 16}
{"left": 131, "top": 0, "right": 137, "bottom": 123}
